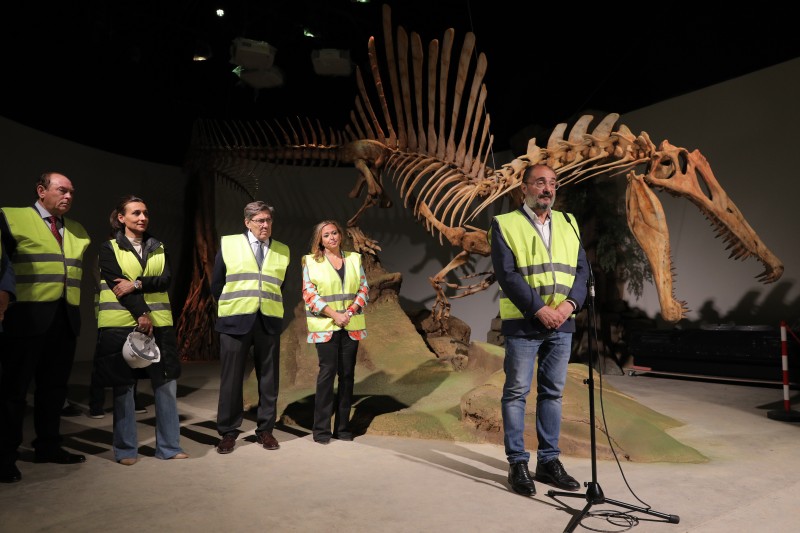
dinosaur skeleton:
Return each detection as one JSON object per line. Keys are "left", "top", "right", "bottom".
{"left": 186, "top": 5, "right": 783, "bottom": 336}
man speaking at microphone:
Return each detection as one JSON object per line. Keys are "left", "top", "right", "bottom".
{"left": 488, "top": 163, "right": 589, "bottom": 497}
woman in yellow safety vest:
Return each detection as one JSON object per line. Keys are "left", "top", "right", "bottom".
{"left": 302, "top": 220, "right": 369, "bottom": 444}
{"left": 92, "top": 195, "right": 187, "bottom": 465}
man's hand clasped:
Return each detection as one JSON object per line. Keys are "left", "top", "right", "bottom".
{"left": 535, "top": 302, "right": 573, "bottom": 330}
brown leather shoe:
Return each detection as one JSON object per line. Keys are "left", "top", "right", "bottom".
{"left": 216, "top": 434, "right": 236, "bottom": 454}
{"left": 256, "top": 432, "right": 280, "bottom": 450}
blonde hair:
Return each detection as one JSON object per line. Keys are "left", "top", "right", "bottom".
{"left": 308, "top": 220, "right": 346, "bottom": 262}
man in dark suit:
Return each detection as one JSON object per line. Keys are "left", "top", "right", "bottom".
{"left": 211, "top": 200, "right": 289, "bottom": 454}
{"left": 0, "top": 172, "right": 91, "bottom": 483}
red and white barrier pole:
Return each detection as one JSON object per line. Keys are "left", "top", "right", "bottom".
{"left": 767, "top": 321, "right": 800, "bottom": 421}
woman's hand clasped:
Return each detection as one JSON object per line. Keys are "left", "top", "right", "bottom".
{"left": 333, "top": 311, "right": 350, "bottom": 328}
{"left": 112, "top": 278, "right": 135, "bottom": 298}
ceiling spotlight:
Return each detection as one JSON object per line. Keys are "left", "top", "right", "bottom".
{"left": 216, "top": 8, "right": 225, "bottom": 17}
{"left": 193, "top": 40, "right": 213, "bottom": 61}
{"left": 303, "top": 28, "right": 316, "bottom": 38}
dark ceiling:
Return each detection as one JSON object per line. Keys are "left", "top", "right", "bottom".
{"left": 2, "top": 1, "right": 799, "bottom": 166}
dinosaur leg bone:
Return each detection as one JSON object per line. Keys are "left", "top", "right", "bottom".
{"left": 428, "top": 250, "right": 472, "bottom": 329}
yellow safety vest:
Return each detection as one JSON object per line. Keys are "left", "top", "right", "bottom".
{"left": 492, "top": 210, "right": 580, "bottom": 320}
{"left": 1, "top": 207, "right": 89, "bottom": 306}
{"left": 97, "top": 239, "right": 172, "bottom": 327}
{"left": 217, "top": 235, "right": 289, "bottom": 319}
{"left": 304, "top": 251, "right": 366, "bottom": 332}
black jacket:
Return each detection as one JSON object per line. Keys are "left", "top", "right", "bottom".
{"left": 91, "top": 231, "right": 181, "bottom": 387}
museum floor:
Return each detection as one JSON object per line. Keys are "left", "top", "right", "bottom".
{"left": 1, "top": 361, "right": 798, "bottom": 533}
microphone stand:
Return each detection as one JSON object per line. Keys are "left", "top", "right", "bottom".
{"left": 549, "top": 218, "right": 679, "bottom": 532}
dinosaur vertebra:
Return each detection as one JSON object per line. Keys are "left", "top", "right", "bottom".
{"left": 182, "top": 5, "right": 782, "bottom": 346}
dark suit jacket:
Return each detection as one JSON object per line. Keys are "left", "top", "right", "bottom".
{"left": 0, "top": 209, "right": 82, "bottom": 337}
{"left": 211, "top": 232, "right": 284, "bottom": 336}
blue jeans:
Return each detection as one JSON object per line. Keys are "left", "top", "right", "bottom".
{"left": 113, "top": 379, "right": 183, "bottom": 461}
{"left": 501, "top": 332, "right": 572, "bottom": 465}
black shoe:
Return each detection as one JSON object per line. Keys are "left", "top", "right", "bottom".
{"left": 508, "top": 461, "right": 536, "bottom": 496}
{"left": 61, "top": 402, "right": 83, "bottom": 417}
{"left": 87, "top": 406, "right": 105, "bottom": 419}
{"left": 315, "top": 439, "right": 330, "bottom": 445}
{"left": 334, "top": 433, "right": 353, "bottom": 441}
{"left": 34, "top": 448, "right": 86, "bottom": 465}
{"left": 134, "top": 405, "right": 147, "bottom": 414}
{"left": 534, "top": 459, "right": 580, "bottom": 491}
{"left": 1, "top": 463, "right": 21, "bottom": 483}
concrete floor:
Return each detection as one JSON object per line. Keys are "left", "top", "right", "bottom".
{"left": 1, "top": 361, "right": 798, "bottom": 533}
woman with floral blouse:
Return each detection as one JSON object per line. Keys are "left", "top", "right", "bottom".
{"left": 301, "top": 220, "right": 368, "bottom": 444}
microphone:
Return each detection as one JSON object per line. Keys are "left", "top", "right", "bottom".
{"left": 562, "top": 213, "right": 594, "bottom": 298}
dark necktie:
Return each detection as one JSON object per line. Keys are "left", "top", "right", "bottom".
{"left": 48, "top": 216, "right": 63, "bottom": 247}
{"left": 255, "top": 242, "right": 264, "bottom": 268}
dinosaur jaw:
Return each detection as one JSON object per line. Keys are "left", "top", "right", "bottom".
{"left": 644, "top": 141, "right": 784, "bottom": 284}
{"left": 626, "top": 173, "right": 688, "bottom": 322}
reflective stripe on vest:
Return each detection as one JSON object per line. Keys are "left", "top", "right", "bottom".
{"left": 217, "top": 235, "right": 289, "bottom": 319}
{"left": 304, "top": 251, "right": 365, "bottom": 332}
{"left": 493, "top": 210, "right": 579, "bottom": 320}
{"left": 1, "top": 207, "right": 89, "bottom": 306}
{"left": 96, "top": 240, "right": 172, "bottom": 327}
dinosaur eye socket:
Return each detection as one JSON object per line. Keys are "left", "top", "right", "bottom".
{"left": 654, "top": 150, "right": 689, "bottom": 181}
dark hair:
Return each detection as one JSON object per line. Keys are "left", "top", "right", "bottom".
{"left": 522, "top": 163, "right": 556, "bottom": 184}
{"left": 308, "top": 220, "right": 347, "bottom": 262}
{"left": 35, "top": 171, "right": 64, "bottom": 193}
{"left": 244, "top": 200, "right": 275, "bottom": 220}
{"left": 110, "top": 195, "right": 146, "bottom": 236}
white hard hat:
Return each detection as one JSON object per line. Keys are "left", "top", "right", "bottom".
{"left": 122, "top": 329, "right": 161, "bottom": 369}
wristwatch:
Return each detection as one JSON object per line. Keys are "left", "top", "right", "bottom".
{"left": 133, "top": 279, "right": 142, "bottom": 291}
{"left": 346, "top": 310, "right": 353, "bottom": 317}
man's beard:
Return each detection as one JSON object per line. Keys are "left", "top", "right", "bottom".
{"left": 524, "top": 192, "right": 554, "bottom": 210}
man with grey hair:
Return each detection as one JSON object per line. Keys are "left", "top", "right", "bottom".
{"left": 211, "top": 200, "right": 289, "bottom": 454}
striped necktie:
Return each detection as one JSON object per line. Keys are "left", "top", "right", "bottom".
{"left": 48, "top": 216, "right": 63, "bottom": 247}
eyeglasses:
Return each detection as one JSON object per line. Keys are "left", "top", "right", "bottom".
{"left": 250, "top": 217, "right": 272, "bottom": 225}
{"left": 524, "top": 179, "right": 558, "bottom": 189}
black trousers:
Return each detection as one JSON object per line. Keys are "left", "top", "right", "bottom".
{"left": 0, "top": 306, "right": 76, "bottom": 463}
{"left": 313, "top": 330, "right": 358, "bottom": 441}
{"left": 216, "top": 319, "right": 280, "bottom": 436}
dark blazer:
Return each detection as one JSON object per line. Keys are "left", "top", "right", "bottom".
{"left": 0, "top": 208, "right": 83, "bottom": 337}
{"left": 211, "top": 232, "right": 284, "bottom": 336}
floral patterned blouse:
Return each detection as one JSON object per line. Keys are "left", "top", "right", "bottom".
{"left": 302, "top": 256, "right": 369, "bottom": 343}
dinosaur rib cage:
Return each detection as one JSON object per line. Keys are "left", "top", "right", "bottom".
{"left": 384, "top": 150, "right": 504, "bottom": 240}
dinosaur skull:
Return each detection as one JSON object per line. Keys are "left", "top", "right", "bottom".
{"left": 626, "top": 140, "right": 783, "bottom": 322}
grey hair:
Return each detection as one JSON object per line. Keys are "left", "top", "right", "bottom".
{"left": 244, "top": 200, "right": 275, "bottom": 220}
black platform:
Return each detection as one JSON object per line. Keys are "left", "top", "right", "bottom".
{"left": 629, "top": 326, "right": 798, "bottom": 384}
